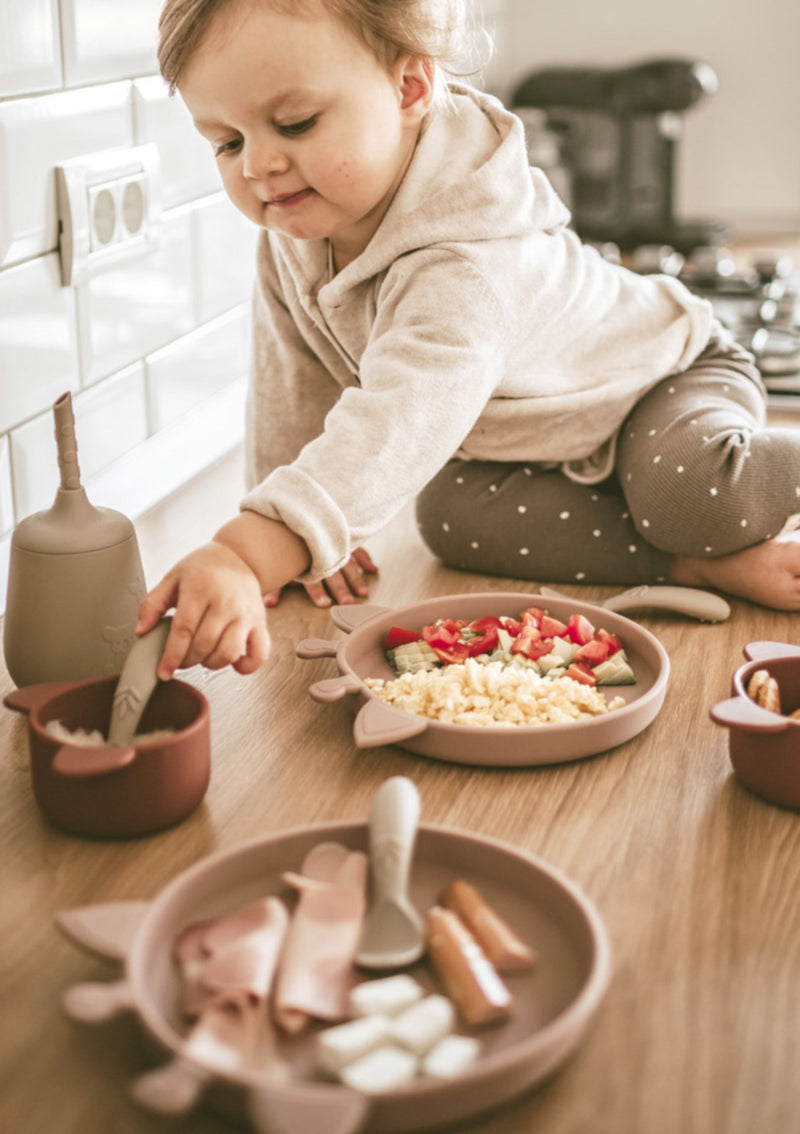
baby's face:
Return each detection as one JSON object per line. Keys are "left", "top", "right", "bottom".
{"left": 180, "top": 2, "right": 426, "bottom": 266}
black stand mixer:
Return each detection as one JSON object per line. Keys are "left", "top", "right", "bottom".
{"left": 512, "top": 58, "right": 725, "bottom": 253}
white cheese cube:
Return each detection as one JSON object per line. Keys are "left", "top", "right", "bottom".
{"left": 349, "top": 974, "right": 424, "bottom": 1018}
{"left": 339, "top": 1044, "right": 418, "bottom": 1094}
{"left": 316, "top": 1014, "right": 393, "bottom": 1075}
{"left": 422, "top": 1034, "right": 482, "bottom": 1079}
{"left": 390, "top": 994, "right": 456, "bottom": 1056}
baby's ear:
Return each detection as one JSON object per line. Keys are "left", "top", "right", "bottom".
{"left": 397, "top": 56, "right": 435, "bottom": 120}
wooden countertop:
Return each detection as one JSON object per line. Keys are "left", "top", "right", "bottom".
{"left": 3, "top": 442, "right": 800, "bottom": 1134}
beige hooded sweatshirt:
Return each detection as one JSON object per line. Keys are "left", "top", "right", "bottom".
{"left": 241, "top": 84, "right": 713, "bottom": 581}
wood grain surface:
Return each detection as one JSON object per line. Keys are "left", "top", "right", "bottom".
{"left": 3, "top": 429, "right": 800, "bottom": 1134}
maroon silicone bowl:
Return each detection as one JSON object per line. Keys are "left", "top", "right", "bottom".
{"left": 297, "top": 592, "right": 670, "bottom": 767}
{"left": 710, "top": 640, "right": 800, "bottom": 811}
{"left": 4, "top": 675, "right": 210, "bottom": 838}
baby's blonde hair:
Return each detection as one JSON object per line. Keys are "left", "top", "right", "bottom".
{"left": 158, "top": 0, "right": 480, "bottom": 102}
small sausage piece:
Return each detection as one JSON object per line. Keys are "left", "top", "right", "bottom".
{"left": 425, "top": 906, "right": 512, "bottom": 1027}
{"left": 440, "top": 880, "right": 536, "bottom": 972}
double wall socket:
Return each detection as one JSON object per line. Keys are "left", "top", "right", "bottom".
{"left": 55, "top": 144, "right": 161, "bottom": 286}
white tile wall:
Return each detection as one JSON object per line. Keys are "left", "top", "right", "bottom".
{"left": 0, "top": 253, "right": 80, "bottom": 432}
{"left": 146, "top": 306, "right": 249, "bottom": 431}
{"left": 0, "top": 0, "right": 61, "bottom": 97}
{"left": 133, "top": 76, "right": 221, "bottom": 209}
{"left": 10, "top": 361, "right": 149, "bottom": 520}
{"left": 0, "top": 1, "right": 257, "bottom": 617}
{"left": 75, "top": 207, "right": 196, "bottom": 384}
{"left": 60, "top": 0, "right": 162, "bottom": 87}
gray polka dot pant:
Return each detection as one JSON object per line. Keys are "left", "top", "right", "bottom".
{"left": 415, "top": 329, "right": 800, "bottom": 586}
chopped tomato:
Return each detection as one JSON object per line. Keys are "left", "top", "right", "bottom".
{"left": 521, "top": 606, "right": 545, "bottom": 628}
{"left": 384, "top": 626, "right": 423, "bottom": 650}
{"left": 502, "top": 618, "right": 523, "bottom": 637}
{"left": 421, "top": 619, "right": 465, "bottom": 649}
{"left": 596, "top": 628, "right": 623, "bottom": 656}
{"left": 540, "top": 613, "right": 568, "bottom": 638}
{"left": 512, "top": 634, "right": 555, "bottom": 660}
{"left": 430, "top": 641, "right": 470, "bottom": 665}
{"left": 574, "top": 638, "right": 611, "bottom": 667}
{"left": 566, "top": 613, "right": 595, "bottom": 645}
{"left": 466, "top": 616, "right": 502, "bottom": 656}
{"left": 566, "top": 661, "right": 597, "bottom": 685}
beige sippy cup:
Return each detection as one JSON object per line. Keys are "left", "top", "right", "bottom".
{"left": 3, "top": 391, "right": 147, "bottom": 687}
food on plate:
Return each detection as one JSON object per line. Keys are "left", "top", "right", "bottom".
{"left": 422, "top": 1033, "right": 482, "bottom": 1079}
{"left": 383, "top": 606, "right": 637, "bottom": 688}
{"left": 317, "top": 985, "right": 476, "bottom": 1090}
{"left": 366, "top": 658, "right": 626, "bottom": 728}
{"left": 173, "top": 897, "right": 289, "bottom": 1017}
{"left": 170, "top": 825, "right": 535, "bottom": 1093}
{"left": 390, "top": 994, "right": 456, "bottom": 1056}
{"left": 349, "top": 972, "right": 424, "bottom": 1018}
{"left": 425, "top": 906, "right": 513, "bottom": 1027}
{"left": 339, "top": 1043, "right": 419, "bottom": 1093}
{"left": 746, "top": 668, "right": 781, "bottom": 714}
{"left": 440, "top": 880, "right": 536, "bottom": 973}
{"left": 273, "top": 843, "right": 367, "bottom": 1033}
{"left": 367, "top": 604, "right": 636, "bottom": 728}
{"left": 44, "top": 719, "right": 176, "bottom": 746}
{"left": 317, "top": 1013, "right": 394, "bottom": 1075}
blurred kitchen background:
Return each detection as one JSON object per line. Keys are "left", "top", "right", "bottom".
{"left": 1, "top": 0, "right": 799, "bottom": 613}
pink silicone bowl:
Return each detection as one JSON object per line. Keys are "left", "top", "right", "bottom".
{"left": 710, "top": 640, "right": 800, "bottom": 811}
{"left": 4, "top": 675, "right": 211, "bottom": 838}
{"left": 297, "top": 592, "right": 670, "bottom": 767}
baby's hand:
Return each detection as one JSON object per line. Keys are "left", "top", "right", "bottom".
{"left": 137, "top": 541, "right": 271, "bottom": 680}
{"left": 264, "top": 547, "right": 378, "bottom": 608}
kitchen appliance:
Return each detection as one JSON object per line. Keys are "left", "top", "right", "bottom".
{"left": 3, "top": 391, "right": 147, "bottom": 687}
{"left": 513, "top": 58, "right": 726, "bottom": 252}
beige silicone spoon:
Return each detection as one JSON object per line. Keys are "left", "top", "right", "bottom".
{"left": 107, "top": 618, "right": 172, "bottom": 746}
{"left": 355, "top": 776, "right": 424, "bottom": 970}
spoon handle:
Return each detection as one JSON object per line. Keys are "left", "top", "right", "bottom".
{"left": 108, "top": 618, "right": 172, "bottom": 746}
{"left": 368, "top": 776, "right": 420, "bottom": 904}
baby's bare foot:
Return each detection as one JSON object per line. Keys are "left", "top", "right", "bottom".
{"left": 672, "top": 538, "right": 800, "bottom": 611}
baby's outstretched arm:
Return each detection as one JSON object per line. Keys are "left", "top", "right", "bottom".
{"left": 137, "top": 511, "right": 311, "bottom": 679}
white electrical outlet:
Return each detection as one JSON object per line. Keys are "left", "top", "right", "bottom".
{"left": 55, "top": 144, "right": 161, "bottom": 286}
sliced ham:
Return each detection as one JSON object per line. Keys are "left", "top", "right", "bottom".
{"left": 274, "top": 844, "right": 367, "bottom": 1033}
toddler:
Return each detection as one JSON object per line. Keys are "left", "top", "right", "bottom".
{"left": 142, "top": 0, "right": 800, "bottom": 678}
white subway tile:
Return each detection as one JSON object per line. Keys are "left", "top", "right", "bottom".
{"left": 192, "top": 194, "right": 258, "bottom": 322}
{"left": 85, "top": 378, "right": 246, "bottom": 534}
{"left": 133, "top": 76, "right": 221, "bottom": 208}
{"left": 146, "top": 307, "right": 248, "bottom": 431}
{"left": 0, "top": 0, "right": 62, "bottom": 96}
{"left": 60, "top": 0, "right": 161, "bottom": 87}
{"left": 9, "top": 363, "right": 148, "bottom": 521}
{"left": 0, "top": 435, "right": 14, "bottom": 536}
{"left": 0, "top": 253, "right": 80, "bottom": 433}
{"left": 75, "top": 207, "right": 195, "bottom": 385}
{"left": 0, "top": 82, "right": 133, "bottom": 268}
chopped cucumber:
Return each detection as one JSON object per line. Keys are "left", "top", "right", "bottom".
{"left": 496, "top": 626, "right": 515, "bottom": 652}
{"left": 388, "top": 640, "right": 441, "bottom": 675}
{"left": 592, "top": 650, "right": 636, "bottom": 685}
{"left": 549, "top": 636, "right": 578, "bottom": 665}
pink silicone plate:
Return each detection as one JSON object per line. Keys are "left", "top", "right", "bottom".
{"left": 57, "top": 822, "right": 611, "bottom": 1134}
{"left": 297, "top": 592, "right": 670, "bottom": 766}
